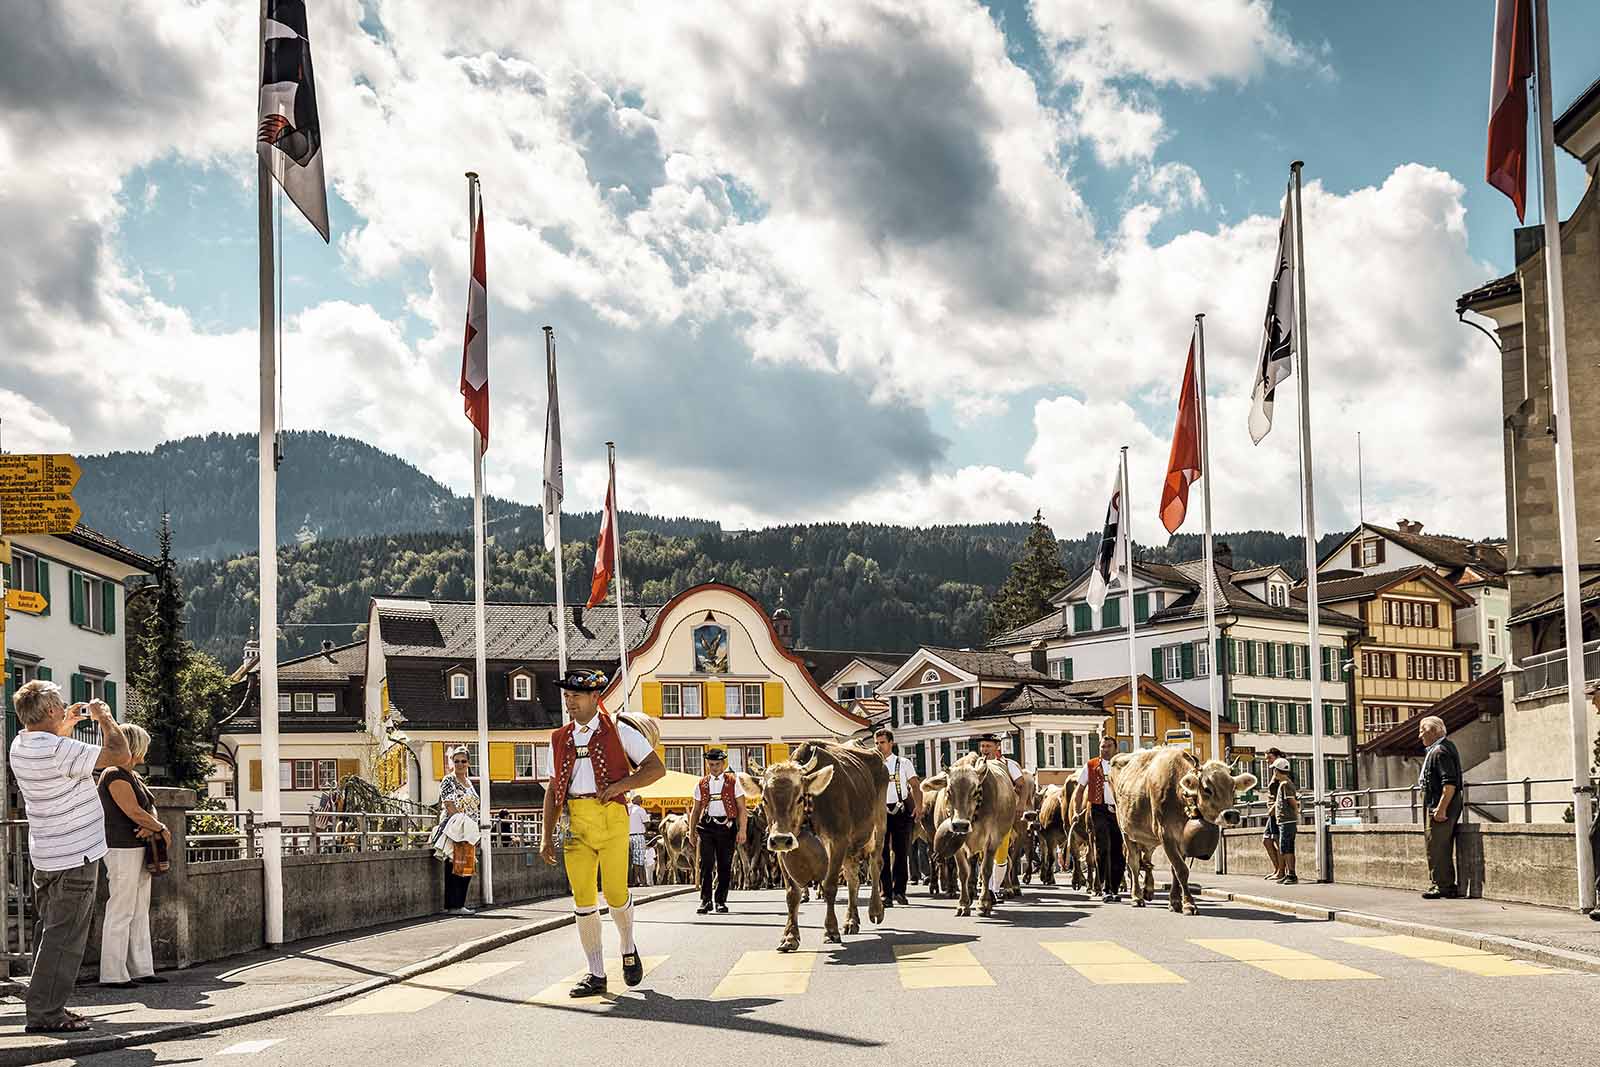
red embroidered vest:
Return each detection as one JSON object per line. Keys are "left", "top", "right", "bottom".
{"left": 549, "top": 711, "right": 631, "bottom": 810}
{"left": 1086, "top": 757, "right": 1110, "bottom": 807}
{"left": 697, "top": 773, "right": 738, "bottom": 812}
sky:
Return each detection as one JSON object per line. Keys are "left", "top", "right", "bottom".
{"left": 4, "top": 0, "right": 1598, "bottom": 543}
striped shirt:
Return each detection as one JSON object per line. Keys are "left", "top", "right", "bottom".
{"left": 9, "top": 730, "right": 107, "bottom": 871}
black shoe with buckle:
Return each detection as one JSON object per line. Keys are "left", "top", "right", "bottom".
{"left": 622, "top": 950, "right": 644, "bottom": 987}
{"left": 715, "top": 903, "right": 729, "bottom": 914}
{"left": 570, "top": 973, "right": 608, "bottom": 998}
{"left": 696, "top": 901, "right": 712, "bottom": 914}
{"left": 1421, "top": 887, "right": 1442, "bottom": 900}
{"left": 894, "top": 894, "right": 909, "bottom": 906}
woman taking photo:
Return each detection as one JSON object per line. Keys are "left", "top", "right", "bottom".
{"left": 97, "top": 724, "right": 169, "bottom": 989}
{"left": 438, "top": 746, "right": 480, "bottom": 914}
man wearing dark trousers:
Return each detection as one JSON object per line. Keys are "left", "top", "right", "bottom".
{"left": 876, "top": 728, "right": 923, "bottom": 907}
{"left": 1077, "top": 736, "right": 1127, "bottom": 903}
{"left": 1418, "top": 716, "right": 1463, "bottom": 900}
{"left": 689, "top": 749, "right": 746, "bottom": 914}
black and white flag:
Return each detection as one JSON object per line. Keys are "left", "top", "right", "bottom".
{"left": 1249, "top": 191, "right": 1295, "bottom": 444}
{"left": 258, "top": 0, "right": 329, "bottom": 242}
{"left": 1085, "top": 469, "right": 1125, "bottom": 611}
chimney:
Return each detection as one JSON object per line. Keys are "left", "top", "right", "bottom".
{"left": 1029, "top": 639, "right": 1048, "bottom": 676}
{"left": 1213, "top": 541, "right": 1234, "bottom": 571}
{"left": 320, "top": 639, "right": 335, "bottom": 654}
{"left": 1397, "top": 519, "right": 1424, "bottom": 535}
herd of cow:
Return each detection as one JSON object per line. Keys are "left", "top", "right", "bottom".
{"left": 652, "top": 739, "right": 1259, "bottom": 953}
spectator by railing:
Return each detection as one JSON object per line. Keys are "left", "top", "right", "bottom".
{"left": 184, "top": 809, "right": 549, "bottom": 863}
{"left": 1232, "top": 777, "right": 1591, "bottom": 828}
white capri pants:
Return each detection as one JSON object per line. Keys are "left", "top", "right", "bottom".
{"left": 100, "top": 847, "right": 154, "bottom": 983}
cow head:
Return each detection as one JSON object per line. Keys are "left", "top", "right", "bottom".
{"left": 1179, "top": 760, "right": 1257, "bottom": 827}
{"left": 745, "top": 759, "right": 834, "bottom": 853}
{"left": 926, "top": 757, "right": 986, "bottom": 836}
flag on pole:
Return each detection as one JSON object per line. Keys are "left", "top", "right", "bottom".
{"left": 258, "top": 0, "right": 329, "bottom": 242}
{"left": 587, "top": 472, "right": 617, "bottom": 609}
{"left": 542, "top": 347, "right": 563, "bottom": 552}
{"left": 460, "top": 189, "right": 489, "bottom": 449}
{"left": 1249, "top": 195, "right": 1295, "bottom": 444}
{"left": 1085, "top": 469, "right": 1125, "bottom": 611}
{"left": 1486, "top": 0, "right": 1533, "bottom": 220}
{"left": 1160, "top": 336, "right": 1202, "bottom": 534}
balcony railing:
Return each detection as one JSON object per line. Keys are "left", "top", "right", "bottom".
{"left": 1512, "top": 639, "right": 1600, "bottom": 699}
{"left": 184, "top": 809, "right": 548, "bottom": 863}
{"left": 1232, "top": 776, "right": 1592, "bottom": 827}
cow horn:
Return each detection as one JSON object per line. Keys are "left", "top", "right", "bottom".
{"left": 797, "top": 747, "right": 820, "bottom": 774}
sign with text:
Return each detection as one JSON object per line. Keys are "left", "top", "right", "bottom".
{"left": 0, "top": 454, "right": 82, "bottom": 534}
{"left": 5, "top": 589, "right": 47, "bottom": 614}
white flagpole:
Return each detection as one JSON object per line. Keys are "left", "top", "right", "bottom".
{"left": 607, "top": 443, "right": 632, "bottom": 711}
{"left": 1290, "top": 161, "right": 1328, "bottom": 884}
{"left": 1196, "top": 314, "right": 1221, "bottom": 764}
{"left": 257, "top": 0, "right": 284, "bottom": 946}
{"left": 545, "top": 326, "right": 569, "bottom": 713}
{"left": 467, "top": 172, "right": 493, "bottom": 903}
{"left": 1532, "top": 0, "right": 1595, "bottom": 911}
{"left": 1121, "top": 446, "right": 1139, "bottom": 741}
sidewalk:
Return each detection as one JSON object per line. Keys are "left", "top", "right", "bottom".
{"left": 0, "top": 885, "right": 692, "bottom": 1066}
{"left": 1194, "top": 871, "right": 1600, "bottom": 968}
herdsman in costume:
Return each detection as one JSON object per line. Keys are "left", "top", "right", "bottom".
{"left": 688, "top": 748, "right": 747, "bottom": 914}
{"left": 976, "top": 733, "right": 1024, "bottom": 900}
{"left": 540, "top": 669, "right": 666, "bottom": 997}
{"left": 1077, "top": 735, "right": 1126, "bottom": 903}
{"left": 875, "top": 727, "right": 922, "bottom": 907}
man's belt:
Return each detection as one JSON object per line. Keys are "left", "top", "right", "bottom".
{"left": 568, "top": 793, "right": 599, "bottom": 800}
{"left": 886, "top": 801, "right": 907, "bottom": 816}
{"left": 700, "top": 816, "right": 734, "bottom": 828}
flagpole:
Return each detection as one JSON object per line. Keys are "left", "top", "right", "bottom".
{"left": 1532, "top": 0, "right": 1595, "bottom": 911}
{"left": 257, "top": 0, "right": 284, "bottom": 946}
{"left": 1289, "top": 161, "right": 1328, "bottom": 884}
{"left": 545, "top": 326, "right": 569, "bottom": 714}
{"left": 467, "top": 172, "right": 493, "bottom": 903}
{"left": 1195, "top": 314, "right": 1221, "bottom": 765}
{"left": 1121, "top": 446, "right": 1139, "bottom": 741}
{"left": 607, "top": 442, "right": 632, "bottom": 711}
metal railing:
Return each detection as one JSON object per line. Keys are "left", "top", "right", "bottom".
{"left": 0, "top": 819, "right": 32, "bottom": 966}
{"left": 1512, "top": 639, "right": 1600, "bottom": 699}
{"left": 185, "top": 810, "right": 548, "bottom": 863}
{"left": 1232, "top": 777, "right": 1590, "bottom": 827}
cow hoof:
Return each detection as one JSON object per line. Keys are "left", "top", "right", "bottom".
{"left": 1184, "top": 902, "right": 1199, "bottom": 916}
{"left": 869, "top": 903, "right": 885, "bottom": 924}
{"left": 777, "top": 937, "right": 799, "bottom": 953}
{"left": 1133, "top": 898, "right": 1146, "bottom": 908}
{"left": 824, "top": 931, "right": 842, "bottom": 944}
{"left": 978, "top": 904, "right": 993, "bottom": 917}
{"left": 844, "top": 919, "right": 860, "bottom": 935}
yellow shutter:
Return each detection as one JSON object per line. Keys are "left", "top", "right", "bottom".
{"left": 764, "top": 681, "right": 784, "bottom": 718}
{"left": 336, "top": 758, "right": 361, "bottom": 783}
{"left": 642, "top": 681, "right": 663, "bottom": 717}
{"left": 249, "top": 760, "right": 262, "bottom": 792}
{"left": 489, "top": 742, "right": 515, "bottom": 781}
{"left": 767, "top": 742, "right": 790, "bottom": 766}
{"left": 432, "top": 742, "right": 446, "bottom": 780}
{"left": 706, "top": 680, "right": 725, "bottom": 717}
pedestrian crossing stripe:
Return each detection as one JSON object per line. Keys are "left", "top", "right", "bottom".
{"left": 1337, "top": 935, "right": 1559, "bottom": 977}
{"left": 328, "top": 960, "right": 521, "bottom": 1015}
{"left": 1189, "top": 938, "right": 1381, "bottom": 981}
{"left": 894, "top": 943, "right": 995, "bottom": 989}
{"left": 712, "top": 950, "right": 824, "bottom": 999}
{"left": 529, "top": 956, "right": 669, "bottom": 1008}
{"left": 1042, "top": 941, "right": 1186, "bottom": 985}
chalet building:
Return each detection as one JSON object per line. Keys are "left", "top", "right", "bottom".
{"left": 797, "top": 649, "right": 909, "bottom": 723}
{"left": 603, "top": 583, "right": 869, "bottom": 777}
{"left": 1062, "top": 675, "right": 1240, "bottom": 771}
{"left": 1303, "top": 566, "right": 1472, "bottom": 747}
{"left": 990, "top": 547, "right": 1362, "bottom": 791}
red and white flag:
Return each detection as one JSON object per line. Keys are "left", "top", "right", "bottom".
{"left": 587, "top": 470, "right": 617, "bottom": 609}
{"left": 460, "top": 189, "right": 489, "bottom": 448}
{"left": 1160, "top": 337, "right": 1202, "bottom": 535}
{"left": 1486, "top": 0, "right": 1533, "bottom": 221}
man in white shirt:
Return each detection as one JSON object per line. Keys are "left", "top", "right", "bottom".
{"left": 688, "top": 748, "right": 747, "bottom": 914}
{"left": 977, "top": 733, "right": 1025, "bottom": 899}
{"left": 1075, "top": 736, "right": 1126, "bottom": 903}
{"left": 875, "top": 728, "right": 922, "bottom": 907}
{"left": 8, "top": 682, "right": 132, "bottom": 1033}
{"left": 626, "top": 794, "right": 650, "bottom": 886}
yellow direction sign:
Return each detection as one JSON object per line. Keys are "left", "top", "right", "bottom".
{"left": 0, "top": 454, "right": 82, "bottom": 535}
{"left": 0, "top": 497, "right": 81, "bottom": 535}
{"left": 5, "top": 589, "right": 47, "bottom": 615}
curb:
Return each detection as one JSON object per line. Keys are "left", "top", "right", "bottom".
{"left": 1, "top": 885, "right": 695, "bottom": 1067}
{"left": 1198, "top": 888, "right": 1600, "bottom": 977}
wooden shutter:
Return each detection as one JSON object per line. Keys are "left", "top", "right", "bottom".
{"left": 1035, "top": 732, "right": 1046, "bottom": 768}
{"left": 1216, "top": 637, "right": 1226, "bottom": 674}
{"left": 35, "top": 559, "right": 49, "bottom": 616}
{"left": 1063, "top": 658, "right": 1073, "bottom": 682}
{"left": 1104, "top": 597, "right": 1121, "bottom": 628}
{"left": 1150, "top": 648, "right": 1164, "bottom": 681}
{"left": 1134, "top": 593, "right": 1150, "bottom": 623}
{"left": 69, "top": 571, "right": 85, "bottom": 625}
{"left": 336, "top": 758, "right": 361, "bottom": 783}
{"left": 71, "top": 673, "right": 87, "bottom": 703}
{"left": 1351, "top": 543, "right": 1360, "bottom": 566}
{"left": 432, "top": 742, "right": 447, "bottom": 780}
{"left": 642, "top": 681, "right": 663, "bottom": 716}
{"left": 36, "top": 666, "right": 51, "bottom": 682}
{"left": 1181, "top": 642, "right": 1195, "bottom": 680}
{"left": 764, "top": 681, "right": 784, "bottom": 718}
{"left": 249, "top": 760, "right": 262, "bottom": 792}
{"left": 1376, "top": 541, "right": 1386, "bottom": 564}
{"left": 488, "top": 742, "right": 515, "bottom": 781}
{"left": 102, "top": 582, "right": 116, "bottom": 635}
{"left": 767, "top": 742, "right": 790, "bottom": 766}
{"left": 1245, "top": 641, "right": 1256, "bottom": 675}
{"left": 103, "top": 680, "right": 117, "bottom": 716}
{"left": 1073, "top": 603, "right": 1091, "bottom": 632}
{"left": 890, "top": 695, "right": 899, "bottom": 727}
{"left": 705, "top": 681, "right": 726, "bottom": 717}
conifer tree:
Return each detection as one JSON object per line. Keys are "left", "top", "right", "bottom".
{"left": 134, "top": 514, "right": 214, "bottom": 788}
{"left": 984, "top": 510, "right": 1071, "bottom": 640}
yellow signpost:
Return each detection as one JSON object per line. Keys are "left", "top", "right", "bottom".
{"left": 0, "top": 454, "right": 83, "bottom": 536}
{"left": 4, "top": 590, "right": 46, "bottom": 615}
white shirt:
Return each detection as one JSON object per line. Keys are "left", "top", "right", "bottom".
{"left": 884, "top": 754, "right": 915, "bottom": 806}
{"left": 1077, "top": 760, "right": 1116, "bottom": 807}
{"left": 567, "top": 717, "right": 654, "bottom": 796}
{"left": 9, "top": 730, "right": 107, "bottom": 871}
{"left": 628, "top": 803, "right": 648, "bottom": 835}
{"left": 986, "top": 755, "right": 1023, "bottom": 784}
{"left": 698, "top": 772, "right": 736, "bottom": 818}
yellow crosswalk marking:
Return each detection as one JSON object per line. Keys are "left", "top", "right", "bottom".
{"left": 1339, "top": 936, "right": 1558, "bottom": 977}
{"left": 1042, "top": 941, "right": 1186, "bottom": 985}
{"left": 1190, "top": 938, "right": 1380, "bottom": 981}
{"left": 329, "top": 960, "right": 520, "bottom": 1015}
{"left": 893, "top": 943, "right": 995, "bottom": 989}
{"left": 529, "top": 956, "right": 668, "bottom": 1008}
{"left": 712, "top": 950, "right": 824, "bottom": 999}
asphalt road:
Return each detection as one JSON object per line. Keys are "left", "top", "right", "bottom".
{"left": 46, "top": 882, "right": 1600, "bottom": 1067}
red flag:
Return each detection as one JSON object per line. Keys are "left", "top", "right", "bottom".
{"left": 460, "top": 192, "right": 489, "bottom": 447}
{"left": 587, "top": 471, "right": 616, "bottom": 608}
{"left": 1486, "top": 0, "right": 1533, "bottom": 221}
{"left": 1160, "top": 339, "right": 1202, "bottom": 535}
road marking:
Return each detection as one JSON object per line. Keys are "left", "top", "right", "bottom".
{"left": 893, "top": 943, "right": 995, "bottom": 989}
{"left": 220, "top": 1039, "right": 285, "bottom": 1055}
{"left": 712, "top": 950, "right": 823, "bottom": 998}
{"left": 328, "top": 960, "right": 520, "bottom": 1015}
{"left": 1189, "top": 938, "right": 1381, "bottom": 981}
{"left": 1042, "top": 940, "right": 1186, "bottom": 985}
{"left": 529, "top": 956, "right": 669, "bottom": 1008}
{"left": 1339, "top": 935, "right": 1558, "bottom": 977}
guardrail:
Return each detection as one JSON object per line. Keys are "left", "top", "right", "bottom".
{"left": 0, "top": 819, "right": 31, "bottom": 967}
{"left": 1232, "top": 776, "right": 1589, "bottom": 827}
{"left": 185, "top": 810, "right": 548, "bottom": 863}
{"left": 1512, "top": 640, "right": 1600, "bottom": 699}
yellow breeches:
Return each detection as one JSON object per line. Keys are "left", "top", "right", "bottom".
{"left": 563, "top": 798, "right": 632, "bottom": 911}
{"left": 996, "top": 831, "right": 1012, "bottom": 866}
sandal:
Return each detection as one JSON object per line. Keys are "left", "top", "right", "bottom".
{"left": 25, "top": 1016, "right": 92, "bottom": 1034}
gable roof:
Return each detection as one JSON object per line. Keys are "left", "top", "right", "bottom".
{"left": 1458, "top": 270, "right": 1520, "bottom": 313}
{"left": 798, "top": 649, "right": 911, "bottom": 686}
{"left": 922, "top": 647, "right": 1053, "bottom": 683}
{"left": 1064, "top": 674, "right": 1241, "bottom": 735}
{"left": 1229, "top": 564, "right": 1291, "bottom": 584}
{"left": 1300, "top": 565, "right": 1472, "bottom": 608}
{"left": 373, "top": 597, "right": 662, "bottom": 662}
{"left": 1358, "top": 667, "right": 1504, "bottom": 757}
{"left": 56, "top": 524, "right": 158, "bottom": 574}
{"left": 1507, "top": 573, "right": 1600, "bottom": 627}
{"left": 968, "top": 682, "right": 1105, "bottom": 720}
{"left": 1318, "top": 523, "right": 1507, "bottom": 578}
{"left": 247, "top": 640, "right": 366, "bottom": 683}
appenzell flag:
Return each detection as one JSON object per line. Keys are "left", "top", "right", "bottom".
{"left": 257, "top": 0, "right": 329, "bottom": 241}
{"left": 1486, "top": 0, "right": 1533, "bottom": 221}
{"left": 460, "top": 190, "right": 489, "bottom": 448}
{"left": 1085, "top": 468, "right": 1125, "bottom": 612}
{"left": 1159, "top": 337, "right": 1201, "bottom": 535}
{"left": 1249, "top": 194, "right": 1294, "bottom": 445}
{"left": 587, "top": 472, "right": 617, "bottom": 609}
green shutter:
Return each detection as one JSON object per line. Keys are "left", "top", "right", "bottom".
{"left": 102, "top": 581, "right": 116, "bottom": 635}
{"left": 915, "top": 744, "right": 927, "bottom": 777}
{"left": 1073, "top": 603, "right": 1092, "bottom": 632}
{"left": 104, "top": 680, "right": 117, "bottom": 717}
{"left": 1036, "top": 732, "right": 1046, "bottom": 768}
{"left": 35, "top": 559, "right": 50, "bottom": 616}
{"left": 1181, "top": 642, "right": 1196, "bottom": 680}
{"left": 36, "top": 666, "right": 52, "bottom": 681}
{"left": 1151, "top": 647, "right": 1164, "bottom": 681}
{"left": 890, "top": 696, "right": 899, "bottom": 727}
{"left": 1216, "top": 637, "right": 1226, "bottom": 673}
{"left": 71, "top": 673, "right": 87, "bottom": 703}
{"left": 69, "top": 571, "right": 85, "bottom": 625}
{"left": 912, "top": 693, "right": 923, "bottom": 726}
{"left": 1063, "top": 658, "right": 1074, "bottom": 682}
{"left": 3, "top": 660, "right": 15, "bottom": 749}
{"left": 942, "top": 690, "right": 952, "bottom": 722}
{"left": 1324, "top": 703, "right": 1334, "bottom": 736}
{"left": 1264, "top": 644, "right": 1276, "bottom": 677}
{"left": 941, "top": 739, "right": 952, "bottom": 767}
{"left": 1134, "top": 593, "right": 1150, "bottom": 623}
{"left": 1245, "top": 641, "right": 1256, "bottom": 675}
{"left": 1103, "top": 596, "right": 1121, "bottom": 628}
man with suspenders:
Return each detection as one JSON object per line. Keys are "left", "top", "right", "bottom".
{"left": 875, "top": 727, "right": 922, "bottom": 907}
{"left": 976, "top": 733, "right": 1025, "bottom": 900}
{"left": 1077, "top": 735, "right": 1126, "bottom": 903}
{"left": 688, "top": 748, "right": 747, "bottom": 915}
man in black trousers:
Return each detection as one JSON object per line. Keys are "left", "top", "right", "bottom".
{"left": 876, "top": 728, "right": 923, "bottom": 907}
{"left": 688, "top": 748, "right": 746, "bottom": 914}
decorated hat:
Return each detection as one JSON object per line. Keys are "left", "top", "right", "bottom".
{"left": 556, "top": 668, "right": 608, "bottom": 692}
{"left": 975, "top": 732, "right": 1002, "bottom": 744}
{"left": 704, "top": 747, "right": 728, "bottom": 761}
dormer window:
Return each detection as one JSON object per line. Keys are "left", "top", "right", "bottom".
{"left": 920, "top": 668, "right": 941, "bottom": 685}
{"left": 512, "top": 674, "right": 532, "bottom": 701}
{"left": 1268, "top": 582, "right": 1288, "bottom": 607}
{"left": 449, "top": 672, "right": 470, "bottom": 700}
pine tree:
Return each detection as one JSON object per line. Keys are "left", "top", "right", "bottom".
{"left": 134, "top": 514, "right": 214, "bottom": 788}
{"left": 984, "top": 510, "right": 1071, "bottom": 640}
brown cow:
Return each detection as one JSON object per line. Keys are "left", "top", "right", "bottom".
{"left": 657, "top": 813, "right": 695, "bottom": 886}
{"left": 1111, "top": 747, "right": 1256, "bottom": 914}
{"left": 923, "top": 754, "right": 1018, "bottom": 917}
{"left": 740, "top": 741, "right": 888, "bottom": 952}
{"left": 1036, "top": 782, "right": 1074, "bottom": 886}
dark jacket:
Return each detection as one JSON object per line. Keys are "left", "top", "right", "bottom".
{"left": 1420, "top": 738, "right": 1462, "bottom": 809}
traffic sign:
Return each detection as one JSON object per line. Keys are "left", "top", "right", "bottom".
{"left": 5, "top": 589, "right": 46, "bottom": 614}
{"left": 1337, "top": 793, "right": 1356, "bottom": 810}
{"left": 0, "top": 454, "right": 82, "bottom": 534}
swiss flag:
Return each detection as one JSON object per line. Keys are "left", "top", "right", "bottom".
{"left": 1160, "top": 338, "right": 1202, "bottom": 535}
{"left": 460, "top": 192, "right": 489, "bottom": 448}
{"left": 587, "top": 472, "right": 616, "bottom": 609}
{"left": 1486, "top": 0, "right": 1533, "bottom": 221}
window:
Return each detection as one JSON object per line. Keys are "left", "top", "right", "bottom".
{"left": 278, "top": 693, "right": 291, "bottom": 715}
{"left": 1362, "top": 540, "right": 1380, "bottom": 566}
{"left": 728, "top": 744, "right": 765, "bottom": 773}
{"left": 317, "top": 759, "right": 339, "bottom": 790}
{"left": 1140, "top": 707, "right": 1154, "bottom": 739}
{"left": 70, "top": 572, "right": 110, "bottom": 633}
{"left": 744, "top": 683, "right": 764, "bottom": 717}
{"left": 662, "top": 683, "right": 682, "bottom": 717}
{"left": 1403, "top": 601, "right": 1415, "bottom": 627}
{"left": 1268, "top": 583, "right": 1287, "bottom": 607}
{"left": 1116, "top": 707, "right": 1131, "bottom": 737}
{"left": 515, "top": 743, "right": 535, "bottom": 779}
{"left": 293, "top": 692, "right": 314, "bottom": 713}
{"left": 1002, "top": 734, "right": 1015, "bottom": 756}
{"left": 1195, "top": 639, "right": 1210, "bottom": 679}
{"left": 512, "top": 674, "right": 532, "bottom": 701}
{"left": 663, "top": 745, "right": 705, "bottom": 777}
{"left": 279, "top": 762, "right": 293, "bottom": 789}
{"left": 682, "top": 684, "right": 703, "bottom": 718}
{"left": 953, "top": 688, "right": 967, "bottom": 717}
{"left": 9, "top": 549, "right": 38, "bottom": 592}
{"left": 449, "top": 672, "right": 469, "bottom": 700}
{"left": 535, "top": 744, "right": 553, "bottom": 779}
{"left": 316, "top": 692, "right": 337, "bottom": 714}
{"left": 920, "top": 668, "right": 941, "bottom": 684}
{"left": 1292, "top": 645, "right": 1306, "bottom": 681}
{"left": 1488, "top": 624, "right": 1499, "bottom": 656}
{"left": 1363, "top": 705, "right": 1400, "bottom": 736}
{"left": 1164, "top": 645, "right": 1183, "bottom": 682}
{"left": 1253, "top": 642, "right": 1267, "bottom": 676}
{"left": 1231, "top": 639, "right": 1246, "bottom": 675}
{"left": 1044, "top": 734, "right": 1059, "bottom": 767}
{"left": 294, "top": 761, "right": 315, "bottom": 790}
{"left": 725, "top": 684, "right": 745, "bottom": 717}
{"left": 1073, "top": 603, "right": 1092, "bottom": 632}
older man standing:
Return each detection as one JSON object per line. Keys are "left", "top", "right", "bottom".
{"left": 1418, "top": 715, "right": 1463, "bottom": 900}
{"left": 8, "top": 682, "right": 132, "bottom": 1034}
